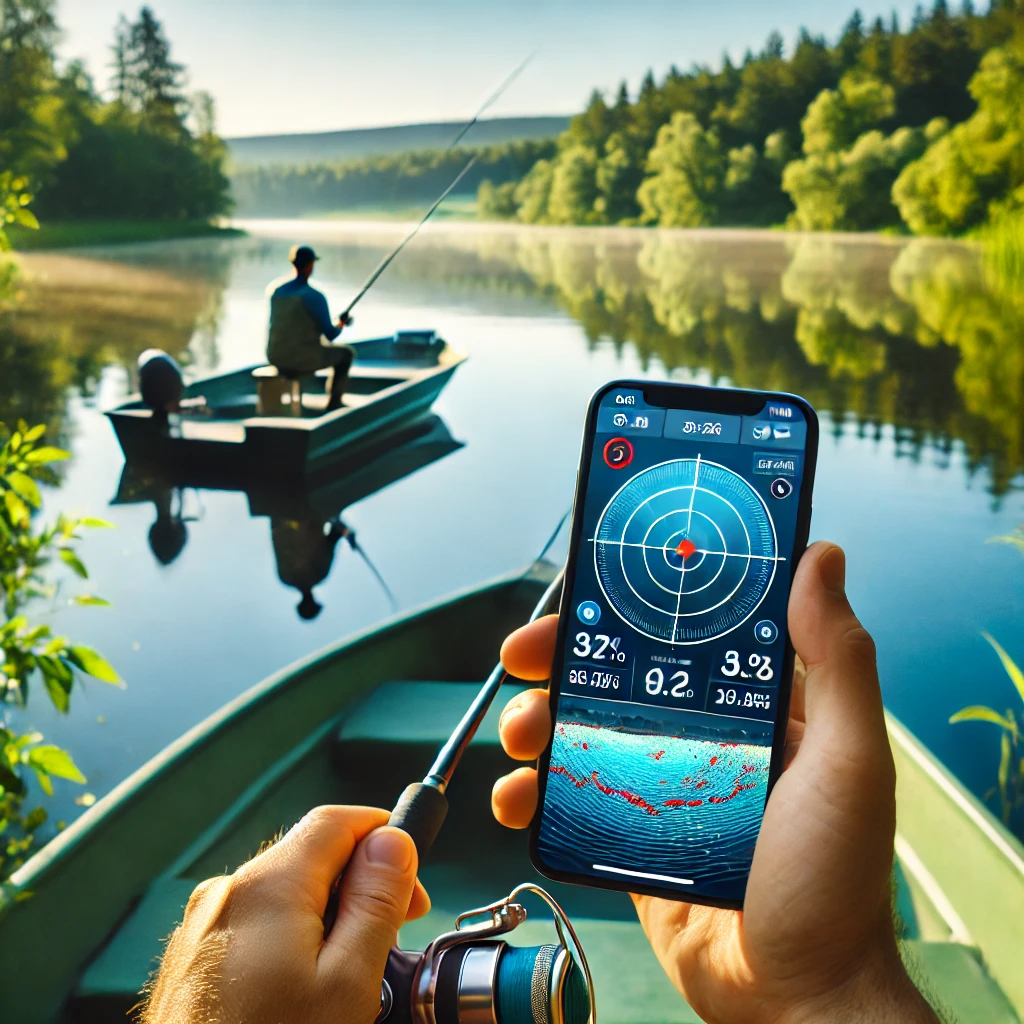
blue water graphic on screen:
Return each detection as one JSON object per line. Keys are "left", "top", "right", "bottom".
{"left": 538, "top": 387, "right": 809, "bottom": 903}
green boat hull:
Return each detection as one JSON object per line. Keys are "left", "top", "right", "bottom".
{"left": 105, "top": 335, "right": 466, "bottom": 476}
{"left": 2, "top": 567, "right": 1022, "bottom": 1023}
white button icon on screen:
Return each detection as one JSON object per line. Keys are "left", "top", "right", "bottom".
{"left": 752, "top": 423, "right": 771, "bottom": 440}
{"left": 772, "top": 425, "right": 792, "bottom": 439}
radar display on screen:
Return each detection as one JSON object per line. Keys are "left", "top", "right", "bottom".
{"left": 592, "top": 456, "right": 781, "bottom": 644}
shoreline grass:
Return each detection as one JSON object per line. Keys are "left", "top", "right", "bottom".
{"left": 8, "top": 219, "right": 245, "bottom": 252}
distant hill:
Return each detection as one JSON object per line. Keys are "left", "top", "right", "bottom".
{"left": 226, "top": 115, "right": 570, "bottom": 168}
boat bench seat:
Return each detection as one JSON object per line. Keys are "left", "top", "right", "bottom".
{"left": 335, "top": 679, "right": 529, "bottom": 748}
{"left": 252, "top": 365, "right": 305, "bottom": 416}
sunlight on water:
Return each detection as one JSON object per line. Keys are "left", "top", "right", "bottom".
{"left": 3, "top": 224, "right": 1024, "bottom": 833}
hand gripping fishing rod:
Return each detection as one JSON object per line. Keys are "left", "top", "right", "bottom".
{"left": 322, "top": 513, "right": 596, "bottom": 1023}
{"left": 339, "top": 54, "right": 534, "bottom": 323}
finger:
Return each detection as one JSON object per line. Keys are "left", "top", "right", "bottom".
{"left": 787, "top": 542, "right": 889, "bottom": 761}
{"left": 322, "top": 826, "right": 418, "bottom": 982}
{"left": 407, "top": 879, "right": 431, "bottom": 922}
{"left": 498, "top": 688, "right": 551, "bottom": 760}
{"left": 500, "top": 615, "right": 558, "bottom": 680}
{"left": 243, "top": 805, "right": 388, "bottom": 911}
{"left": 788, "top": 654, "right": 807, "bottom": 724}
{"left": 492, "top": 766, "right": 539, "bottom": 828}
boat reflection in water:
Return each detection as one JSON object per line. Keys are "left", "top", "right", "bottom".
{"left": 110, "top": 414, "right": 463, "bottom": 618}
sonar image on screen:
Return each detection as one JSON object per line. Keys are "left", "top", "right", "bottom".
{"left": 539, "top": 389, "right": 808, "bottom": 902}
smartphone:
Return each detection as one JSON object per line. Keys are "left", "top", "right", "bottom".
{"left": 531, "top": 381, "right": 818, "bottom": 908}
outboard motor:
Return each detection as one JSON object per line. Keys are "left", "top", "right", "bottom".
{"left": 137, "top": 349, "right": 184, "bottom": 414}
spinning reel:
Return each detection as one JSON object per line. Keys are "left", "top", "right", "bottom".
{"left": 377, "top": 883, "right": 594, "bottom": 1024}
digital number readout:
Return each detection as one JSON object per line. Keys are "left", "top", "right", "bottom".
{"left": 561, "top": 634, "right": 781, "bottom": 721}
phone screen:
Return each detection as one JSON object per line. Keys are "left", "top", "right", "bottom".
{"left": 533, "top": 382, "right": 817, "bottom": 906}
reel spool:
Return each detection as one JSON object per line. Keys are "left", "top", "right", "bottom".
{"left": 377, "top": 884, "right": 596, "bottom": 1024}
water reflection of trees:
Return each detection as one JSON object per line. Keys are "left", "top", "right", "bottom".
{"left": 397, "top": 228, "right": 1022, "bottom": 495}
{"left": 0, "top": 250, "right": 229, "bottom": 440}
{"left": 5, "top": 229, "right": 1021, "bottom": 494}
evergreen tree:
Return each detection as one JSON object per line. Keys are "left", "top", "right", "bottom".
{"left": 125, "top": 7, "right": 185, "bottom": 135}
{"left": 110, "top": 15, "right": 131, "bottom": 107}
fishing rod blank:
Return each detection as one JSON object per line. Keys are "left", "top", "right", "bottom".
{"left": 340, "top": 154, "right": 478, "bottom": 320}
{"left": 339, "top": 54, "right": 532, "bottom": 320}
{"left": 445, "top": 52, "right": 535, "bottom": 152}
{"left": 388, "top": 569, "right": 564, "bottom": 861}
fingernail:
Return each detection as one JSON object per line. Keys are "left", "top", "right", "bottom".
{"left": 365, "top": 828, "right": 414, "bottom": 871}
{"left": 820, "top": 545, "right": 846, "bottom": 594}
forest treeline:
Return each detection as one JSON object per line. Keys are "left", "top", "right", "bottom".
{"left": 478, "top": 0, "right": 1024, "bottom": 234}
{"left": 231, "top": 140, "right": 555, "bottom": 216}
{"left": 0, "top": 2, "right": 230, "bottom": 224}
{"left": 230, "top": 1, "right": 1024, "bottom": 236}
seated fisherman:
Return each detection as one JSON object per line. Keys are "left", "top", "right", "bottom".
{"left": 267, "top": 245, "right": 354, "bottom": 411}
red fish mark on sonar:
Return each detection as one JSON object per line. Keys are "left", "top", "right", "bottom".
{"left": 547, "top": 765, "right": 660, "bottom": 815}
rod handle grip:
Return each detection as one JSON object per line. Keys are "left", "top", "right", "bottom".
{"left": 388, "top": 782, "right": 449, "bottom": 864}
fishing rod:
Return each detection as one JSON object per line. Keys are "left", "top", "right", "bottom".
{"left": 344, "top": 528, "right": 398, "bottom": 611}
{"left": 445, "top": 52, "right": 535, "bottom": 152}
{"left": 339, "top": 154, "right": 478, "bottom": 321}
{"left": 340, "top": 55, "right": 534, "bottom": 321}
{"left": 322, "top": 511, "right": 596, "bottom": 1024}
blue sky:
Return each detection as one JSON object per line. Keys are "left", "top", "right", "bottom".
{"left": 59, "top": 0, "right": 931, "bottom": 138}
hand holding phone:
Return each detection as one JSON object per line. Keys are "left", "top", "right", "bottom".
{"left": 493, "top": 542, "right": 939, "bottom": 1023}
{"left": 531, "top": 381, "right": 817, "bottom": 906}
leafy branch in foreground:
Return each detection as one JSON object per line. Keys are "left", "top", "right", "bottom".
{"left": 1, "top": 421, "right": 120, "bottom": 880}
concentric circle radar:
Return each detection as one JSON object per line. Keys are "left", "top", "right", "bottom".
{"left": 592, "top": 457, "right": 779, "bottom": 644}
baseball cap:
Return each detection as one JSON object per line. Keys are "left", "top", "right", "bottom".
{"left": 289, "top": 244, "right": 318, "bottom": 266}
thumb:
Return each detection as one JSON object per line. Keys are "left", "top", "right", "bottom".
{"left": 788, "top": 542, "right": 889, "bottom": 756}
{"left": 320, "top": 826, "right": 418, "bottom": 983}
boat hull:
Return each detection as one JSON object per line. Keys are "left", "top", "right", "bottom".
{"left": 105, "top": 336, "right": 465, "bottom": 476}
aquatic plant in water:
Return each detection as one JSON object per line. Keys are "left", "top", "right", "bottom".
{"left": 0, "top": 422, "right": 120, "bottom": 885}
{"left": 950, "top": 530, "right": 1024, "bottom": 835}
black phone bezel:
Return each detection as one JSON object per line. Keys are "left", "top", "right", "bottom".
{"left": 528, "top": 379, "right": 819, "bottom": 909}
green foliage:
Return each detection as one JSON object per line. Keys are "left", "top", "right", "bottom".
{"left": 476, "top": 2, "right": 1022, "bottom": 234}
{"left": 637, "top": 112, "right": 725, "bottom": 227}
{"left": 231, "top": 139, "right": 553, "bottom": 219}
{"left": 784, "top": 121, "right": 939, "bottom": 231}
{"left": 1, "top": 2, "right": 230, "bottom": 225}
{"left": 893, "top": 34, "right": 1024, "bottom": 235}
{"left": 476, "top": 180, "right": 518, "bottom": 220}
{"left": 513, "top": 159, "right": 554, "bottom": 224}
{"left": 951, "top": 629, "right": 1024, "bottom": 833}
{"left": 546, "top": 145, "right": 600, "bottom": 225}
{"left": 0, "top": 172, "right": 38, "bottom": 252}
{"left": 0, "top": 421, "right": 119, "bottom": 879}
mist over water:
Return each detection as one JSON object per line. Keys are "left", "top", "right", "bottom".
{"left": 4, "top": 223, "right": 1024, "bottom": 833}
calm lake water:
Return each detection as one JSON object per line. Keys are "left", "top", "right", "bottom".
{"left": 6, "top": 222, "right": 1024, "bottom": 836}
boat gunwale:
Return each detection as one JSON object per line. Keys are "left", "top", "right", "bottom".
{"left": 886, "top": 712, "right": 1024, "bottom": 879}
{"left": 3, "top": 563, "right": 527, "bottom": 901}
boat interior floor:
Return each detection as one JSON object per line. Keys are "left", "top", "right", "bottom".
{"left": 70, "top": 681, "right": 1020, "bottom": 1024}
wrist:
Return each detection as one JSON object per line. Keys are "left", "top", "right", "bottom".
{"left": 779, "top": 947, "right": 938, "bottom": 1024}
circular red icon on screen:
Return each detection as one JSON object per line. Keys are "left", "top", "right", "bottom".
{"left": 603, "top": 437, "right": 634, "bottom": 470}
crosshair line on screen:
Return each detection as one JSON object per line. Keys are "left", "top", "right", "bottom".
{"left": 589, "top": 539, "right": 786, "bottom": 562}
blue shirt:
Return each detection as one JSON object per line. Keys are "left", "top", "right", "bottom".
{"left": 266, "top": 276, "right": 341, "bottom": 370}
